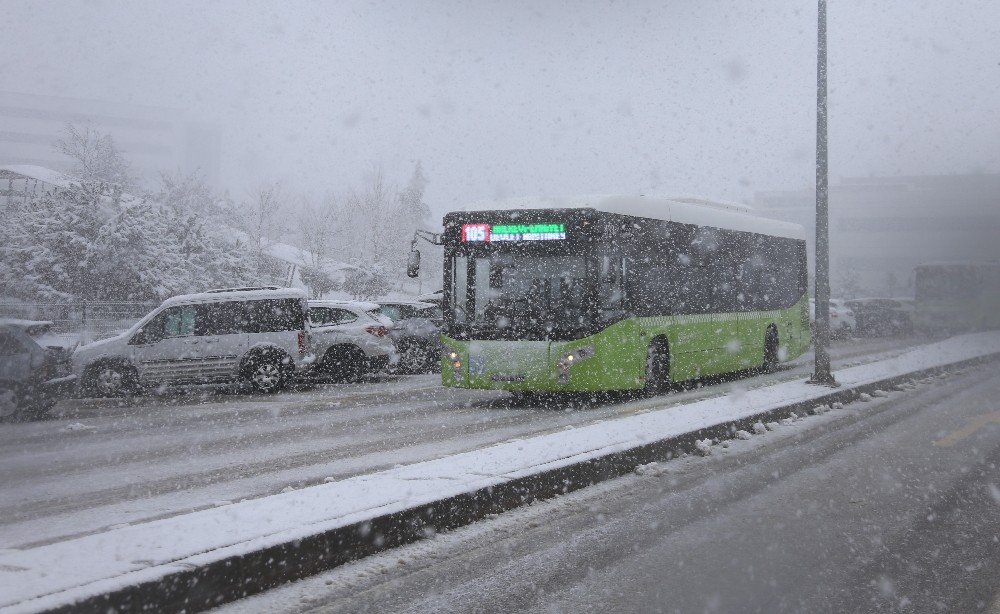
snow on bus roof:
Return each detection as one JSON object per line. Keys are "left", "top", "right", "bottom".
{"left": 456, "top": 194, "right": 805, "bottom": 240}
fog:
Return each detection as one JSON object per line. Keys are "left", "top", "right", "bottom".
{"left": 2, "top": 0, "right": 998, "bottom": 216}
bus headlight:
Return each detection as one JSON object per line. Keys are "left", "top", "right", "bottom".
{"left": 443, "top": 346, "right": 462, "bottom": 379}
{"left": 558, "top": 344, "right": 595, "bottom": 384}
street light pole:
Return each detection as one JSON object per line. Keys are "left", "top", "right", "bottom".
{"left": 810, "top": 0, "right": 838, "bottom": 387}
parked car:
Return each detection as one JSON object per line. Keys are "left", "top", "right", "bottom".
{"left": 375, "top": 300, "right": 443, "bottom": 373}
{"left": 807, "top": 298, "right": 856, "bottom": 338}
{"left": 845, "top": 297, "right": 913, "bottom": 336}
{"left": 416, "top": 289, "right": 443, "bottom": 307}
{"left": 890, "top": 297, "right": 916, "bottom": 334}
{"left": 0, "top": 319, "right": 77, "bottom": 420}
{"left": 72, "top": 287, "right": 314, "bottom": 397}
{"left": 828, "top": 298, "right": 857, "bottom": 338}
{"left": 308, "top": 300, "right": 394, "bottom": 381}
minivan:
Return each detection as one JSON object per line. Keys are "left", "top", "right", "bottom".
{"left": 72, "top": 287, "right": 314, "bottom": 396}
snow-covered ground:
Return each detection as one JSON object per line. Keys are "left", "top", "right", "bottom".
{"left": 0, "top": 336, "right": 917, "bottom": 551}
{"left": 1, "top": 332, "right": 999, "bottom": 613}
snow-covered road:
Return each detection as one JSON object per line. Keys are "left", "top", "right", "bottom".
{"left": 2, "top": 333, "right": 999, "bottom": 614}
{"left": 223, "top": 361, "right": 1000, "bottom": 614}
{"left": 0, "top": 336, "right": 928, "bottom": 550}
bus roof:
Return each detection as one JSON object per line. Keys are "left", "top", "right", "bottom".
{"left": 455, "top": 194, "right": 806, "bottom": 240}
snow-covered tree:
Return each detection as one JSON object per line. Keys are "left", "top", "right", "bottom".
{"left": 225, "top": 182, "right": 290, "bottom": 284}
{"left": 296, "top": 193, "right": 341, "bottom": 266}
{"left": 0, "top": 188, "right": 104, "bottom": 300}
{"left": 342, "top": 262, "right": 391, "bottom": 300}
{"left": 88, "top": 202, "right": 189, "bottom": 301}
{"left": 399, "top": 161, "right": 431, "bottom": 225}
{"left": 56, "top": 122, "right": 135, "bottom": 193}
{"left": 154, "top": 170, "right": 257, "bottom": 291}
{"left": 328, "top": 163, "right": 439, "bottom": 298}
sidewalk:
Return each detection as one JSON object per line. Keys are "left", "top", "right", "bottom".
{"left": 3, "top": 332, "right": 999, "bottom": 614}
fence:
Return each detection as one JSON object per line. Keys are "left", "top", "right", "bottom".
{"left": 0, "top": 301, "right": 157, "bottom": 343}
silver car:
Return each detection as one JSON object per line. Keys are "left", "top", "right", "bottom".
{"left": 375, "top": 300, "right": 443, "bottom": 374}
{"left": 308, "top": 300, "right": 394, "bottom": 381}
{"left": 72, "top": 287, "right": 314, "bottom": 396}
{"left": 828, "top": 298, "right": 857, "bottom": 338}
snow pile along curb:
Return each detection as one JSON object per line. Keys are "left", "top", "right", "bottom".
{"left": 2, "top": 332, "right": 999, "bottom": 614}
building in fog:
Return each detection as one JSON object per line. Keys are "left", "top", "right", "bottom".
{"left": 0, "top": 90, "right": 220, "bottom": 189}
{"left": 754, "top": 174, "right": 1000, "bottom": 298}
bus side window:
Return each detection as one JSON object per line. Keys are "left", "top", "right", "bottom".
{"left": 452, "top": 255, "right": 468, "bottom": 323}
{"left": 489, "top": 264, "right": 503, "bottom": 289}
{"left": 600, "top": 255, "right": 625, "bottom": 308}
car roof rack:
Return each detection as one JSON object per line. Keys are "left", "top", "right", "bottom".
{"left": 203, "top": 286, "right": 283, "bottom": 293}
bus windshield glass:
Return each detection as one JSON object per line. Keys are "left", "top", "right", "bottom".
{"left": 451, "top": 253, "right": 589, "bottom": 339}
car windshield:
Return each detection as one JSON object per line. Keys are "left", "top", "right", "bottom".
{"left": 376, "top": 305, "right": 412, "bottom": 321}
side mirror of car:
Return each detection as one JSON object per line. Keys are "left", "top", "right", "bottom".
{"left": 407, "top": 250, "right": 421, "bottom": 278}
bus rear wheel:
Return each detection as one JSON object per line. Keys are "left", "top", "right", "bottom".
{"left": 645, "top": 339, "right": 670, "bottom": 395}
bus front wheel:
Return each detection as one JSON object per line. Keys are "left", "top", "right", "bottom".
{"left": 645, "top": 339, "right": 670, "bottom": 395}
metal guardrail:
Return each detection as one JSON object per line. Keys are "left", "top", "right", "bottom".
{"left": 0, "top": 301, "right": 157, "bottom": 343}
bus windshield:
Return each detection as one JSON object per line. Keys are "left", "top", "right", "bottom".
{"left": 451, "top": 253, "right": 590, "bottom": 339}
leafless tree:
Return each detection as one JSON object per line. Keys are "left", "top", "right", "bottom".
{"left": 56, "top": 122, "right": 134, "bottom": 191}
{"left": 226, "top": 182, "right": 289, "bottom": 284}
{"left": 296, "top": 192, "right": 342, "bottom": 271}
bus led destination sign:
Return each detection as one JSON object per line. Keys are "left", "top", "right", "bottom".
{"left": 461, "top": 223, "right": 566, "bottom": 242}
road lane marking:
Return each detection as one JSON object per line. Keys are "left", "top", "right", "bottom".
{"left": 933, "top": 411, "right": 1000, "bottom": 447}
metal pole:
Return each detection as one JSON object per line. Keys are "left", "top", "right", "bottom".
{"left": 810, "top": 0, "right": 838, "bottom": 386}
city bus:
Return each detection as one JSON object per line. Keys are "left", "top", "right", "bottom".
{"left": 913, "top": 261, "right": 1000, "bottom": 335}
{"left": 436, "top": 195, "right": 810, "bottom": 394}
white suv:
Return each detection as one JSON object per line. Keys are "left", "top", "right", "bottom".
{"left": 828, "top": 298, "right": 857, "bottom": 338}
{"left": 72, "top": 287, "right": 314, "bottom": 396}
{"left": 308, "top": 300, "right": 394, "bottom": 380}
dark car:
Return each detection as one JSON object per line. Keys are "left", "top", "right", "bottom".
{"left": 375, "top": 301, "right": 443, "bottom": 374}
{"left": 0, "top": 319, "right": 77, "bottom": 420}
{"left": 416, "top": 290, "right": 443, "bottom": 307}
{"left": 845, "top": 298, "right": 913, "bottom": 336}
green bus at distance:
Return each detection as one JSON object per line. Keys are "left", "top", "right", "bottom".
{"left": 913, "top": 261, "right": 1000, "bottom": 336}
{"left": 439, "top": 195, "right": 811, "bottom": 394}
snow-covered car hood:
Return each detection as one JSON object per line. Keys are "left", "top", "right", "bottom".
{"left": 389, "top": 318, "right": 441, "bottom": 342}
{"left": 72, "top": 331, "right": 131, "bottom": 363}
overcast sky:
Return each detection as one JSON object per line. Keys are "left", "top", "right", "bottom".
{"left": 2, "top": 0, "right": 998, "bottom": 216}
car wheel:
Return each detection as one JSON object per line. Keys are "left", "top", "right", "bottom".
{"left": 763, "top": 326, "right": 780, "bottom": 373}
{"left": 644, "top": 338, "right": 670, "bottom": 395}
{"left": 244, "top": 352, "right": 287, "bottom": 393}
{"left": 0, "top": 385, "right": 19, "bottom": 421}
{"left": 397, "top": 343, "right": 429, "bottom": 374}
{"left": 320, "top": 346, "right": 366, "bottom": 382}
{"left": 85, "top": 363, "right": 135, "bottom": 398}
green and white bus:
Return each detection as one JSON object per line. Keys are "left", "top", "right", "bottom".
{"left": 913, "top": 261, "right": 1000, "bottom": 335}
{"left": 438, "top": 195, "right": 810, "bottom": 394}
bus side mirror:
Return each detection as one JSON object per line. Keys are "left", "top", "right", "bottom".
{"left": 407, "top": 249, "right": 421, "bottom": 278}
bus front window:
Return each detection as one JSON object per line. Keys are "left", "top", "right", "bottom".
{"left": 451, "top": 253, "right": 589, "bottom": 339}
